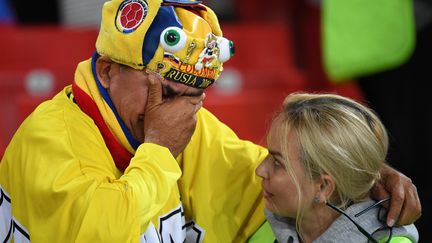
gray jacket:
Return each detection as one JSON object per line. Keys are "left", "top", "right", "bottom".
{"left": 266, "top": 200, "right": 419, "bottom": 243}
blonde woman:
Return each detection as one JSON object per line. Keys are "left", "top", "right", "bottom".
{"left": 256, "top": 93, "right": 419, "bottom": 243}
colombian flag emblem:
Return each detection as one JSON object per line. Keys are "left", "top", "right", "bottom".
{"left": 115, "top": 0, "right": 149, "bottom": 33}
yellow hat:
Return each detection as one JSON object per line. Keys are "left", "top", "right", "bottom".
{"left": 96, "top": 0, "right": 235, "bottom": 89}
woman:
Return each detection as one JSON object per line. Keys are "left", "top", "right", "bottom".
{"left": 255, "top": 93, "right": 419, "bottom": 242}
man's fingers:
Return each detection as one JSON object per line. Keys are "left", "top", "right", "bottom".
{"left": 374, "top": 165, "right": 423, "bottom": 227}
{"left": 370, "top": 181, "right": 399, "bottom": 226}
{"left": 191, "top": 93, "right": 205, "bottom": 113}
{"left": 396, "top": 185, "right": 422, "bottom": 225}
{"left": 146, "top": 73, "right": 163, "bottom": 107}
{"left": 174, "top": 93, "right": 205, "bottom": 113}
{"left": 386, "top": 185, "right": 404, "bottom": 227}
{"left": 188, "top": 92, "right": 205, "bottom": 105}
{"left": 409, "top": 184, "right": 422, "bottom": 222}
{"left": 195, "top": 100, "right": 203, "bottom": 113}
{"left": 371, "top": 181, "right": 390, "bottom": 202}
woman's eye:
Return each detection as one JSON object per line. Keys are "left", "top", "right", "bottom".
{"left": 160, "top": 27, "right": 187, "bottom": 53}
{"left": 273, "top": 160, "right": 283, "bottom": 168}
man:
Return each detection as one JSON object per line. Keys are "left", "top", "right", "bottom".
{"left": 0, "top": 0, "right": 421, "bottom": 242}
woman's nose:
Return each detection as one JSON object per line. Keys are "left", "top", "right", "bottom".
{"left": 256, "top": 160, "right": 268, "bottom": 179}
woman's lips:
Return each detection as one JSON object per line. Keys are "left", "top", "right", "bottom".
{"left": 262, "top": 188, "right": 274, "bottom": 199}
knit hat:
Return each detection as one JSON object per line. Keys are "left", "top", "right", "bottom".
{"left": 96, "top": 0, "right": 235, "bottom": 89}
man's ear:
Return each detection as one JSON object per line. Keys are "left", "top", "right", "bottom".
{"left": 315, "top": 174, "right": 336, "bottom": 203}
{"left": 96, "top": 56, "right": 113, "bottom": 89}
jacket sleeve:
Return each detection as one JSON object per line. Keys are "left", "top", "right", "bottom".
{"left": 178, "top": 108, "right": 268, "bottom": 243}
{"left": 0, "top": 103, "right": 181, "bottom": 243}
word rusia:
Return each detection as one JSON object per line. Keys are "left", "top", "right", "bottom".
{"left": 164, "top": 68, "right": 214, "bottom": 88}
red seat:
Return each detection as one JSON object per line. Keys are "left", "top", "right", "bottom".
{"left": 0, "top": 23, "right": 308, "bottom": 148}
{"left": 205, "top": 71, "right": 305, "bottom": 145}
{"left": 204, "top": 22, "right": 306, "bottom": 144}
{"left": 0, "top": 140, "right": 5, "bottom": 159}
{"left": 204, "top": 89, "right": 286, "bottom": 145}
{"left": 0, "top": 24, "right": 97, "bottom": 90}
{"left": 0, "top": 25, "right": 98, "bottom": 147}
{"left": 222, "top": 22, "right": 297, "bottom": 70}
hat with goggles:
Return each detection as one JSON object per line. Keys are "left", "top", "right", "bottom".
{"left": 96, "top": 0, "right": 235, "bottom": 89}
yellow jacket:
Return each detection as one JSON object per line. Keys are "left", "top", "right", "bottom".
{"left": 0, "top": 86, "right": 267, "bottom": 243}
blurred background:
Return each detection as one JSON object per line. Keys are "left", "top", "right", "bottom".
{"left": 0, "top": 0, "right": 430, "bottom": 241}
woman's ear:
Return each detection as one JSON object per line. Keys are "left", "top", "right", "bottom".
{"left": 96, "top": 56, "right": 114, "bottom": 89}
{"left": 315, "top": 174, "right": 336, "bottom": 203}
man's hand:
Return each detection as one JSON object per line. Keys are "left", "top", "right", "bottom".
{"left": 143, "top": 73, "right": 204, "bottom": 157}
{"left": 371, "top": 164, "right": 422, "bottom": 227}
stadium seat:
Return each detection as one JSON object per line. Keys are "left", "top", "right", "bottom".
{"left": 0, "top": 25, "right": 98, "bottom": 149}
{"left": 204, "top": 22, "right": 306, "bottom": 145}
{"left": 0, "top": 22, "right": 308, "bottom": 149}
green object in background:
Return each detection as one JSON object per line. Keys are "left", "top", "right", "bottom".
{"left": 323, "top": 0, "right": 416, "bottom": 82}
{"left": 248, "top": 221, "right": 276, "bottom": 243}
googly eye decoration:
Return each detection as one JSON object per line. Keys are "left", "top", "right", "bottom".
{"left": 160, "top": 27, "right": 187, "bottom": 53}
{"left": 217, "top": 37, "right": 235, "bottom": 63}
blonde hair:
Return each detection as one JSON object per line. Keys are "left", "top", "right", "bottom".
{"left": 268, "top": 92, "right": 389, "bottom": 233}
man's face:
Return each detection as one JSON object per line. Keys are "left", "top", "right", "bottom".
{"left": 105, "top": 62, "right": 203, "bottom": 143}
